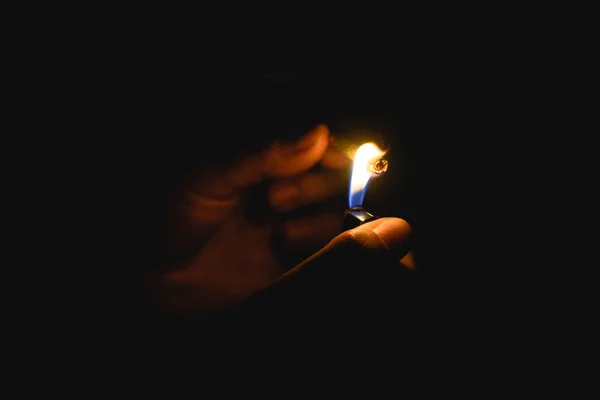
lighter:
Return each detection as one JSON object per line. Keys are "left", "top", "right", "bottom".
{"left": 343, "top": 207, "right": 378, "bottom": 231}
{"left": 342, "top": 143, "right": 388, "bottom": 231}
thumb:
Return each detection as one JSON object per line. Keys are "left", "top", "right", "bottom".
{"left": 236, "top": 218, "right": 415, "bottom": 319}
{"left": 284, "top": 217, "right": 413, "bottom": 277}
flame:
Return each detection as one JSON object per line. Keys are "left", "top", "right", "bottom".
{"left": 348, "top": 142, "right": 387, "bottom": 208}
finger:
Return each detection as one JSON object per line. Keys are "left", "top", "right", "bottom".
{"left": 320, "top": 146, "right": 351, "bottom": 170}
{"left": 268, "top": 169, "right": 347, "bottom": 213}
{"left": 264, "top": 124, "right": 330, "bottom": 178}
{"left": 348, "top": 217, "right": 413, "bottom": 257}
{"left": 186, "top": 124, "right": 330, "bottom": 200}
{"left": 358, "top": 221, "right": 416, "bottom": 270}
{"left": 165, "top": 125, "right": 331, "bottom": 257}
{"left": 165, "top": 190, "right": 237, "bottom": 247}
{"left": 282, "top": 217, "right": 413, "bottom": 278}
{"left": 239, "top": 217, "right": 414, "bottom": 319}
{"left": 277, "top": 218, "right": 417, "bottom": 272}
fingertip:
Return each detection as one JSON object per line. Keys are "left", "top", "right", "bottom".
{"left": 294, "top": 124, "right": 329, "bottom": 151}
{"left": 265, "top": 124, "right": 330, "bottom": 178}
{"left": 358, "top": 217, "right": 412, "bottom": 252}
{"left": 320, "top": 147, "right": 351, "bottom": 169}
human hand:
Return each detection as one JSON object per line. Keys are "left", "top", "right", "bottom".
{"left": 148, "top": 124, "right": 414, "bottom": 317}
{"left": 233, "top": 216, "right": 415, "bottom": 326}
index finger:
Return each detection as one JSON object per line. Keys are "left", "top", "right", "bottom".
{"left": 320, "top": 146, "right": 351, "bottom": 170}
{"left": 264, "top": 124, "right": 330, "bottom": 178}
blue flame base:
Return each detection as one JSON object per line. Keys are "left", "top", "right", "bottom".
{"left": 349, "top": 182, "right": 370, "bottom": 209}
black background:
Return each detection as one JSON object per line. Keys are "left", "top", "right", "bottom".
{"left": 19, "top": 10, "right": 581, "bottom": 376}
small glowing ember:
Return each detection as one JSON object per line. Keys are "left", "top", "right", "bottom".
{"left": 369, "top": 158, "right": 388, "bottom": 174}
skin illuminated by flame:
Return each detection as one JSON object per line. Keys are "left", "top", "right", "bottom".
{"left": 349, "top": 142, "right": 387, "bottom": 208}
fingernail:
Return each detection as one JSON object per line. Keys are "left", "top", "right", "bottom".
{"left": 270, "top": 184, "right": 299, "bottom": 209}
{"left": 370, "top": 218, "right": 412, "bottom": 251}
